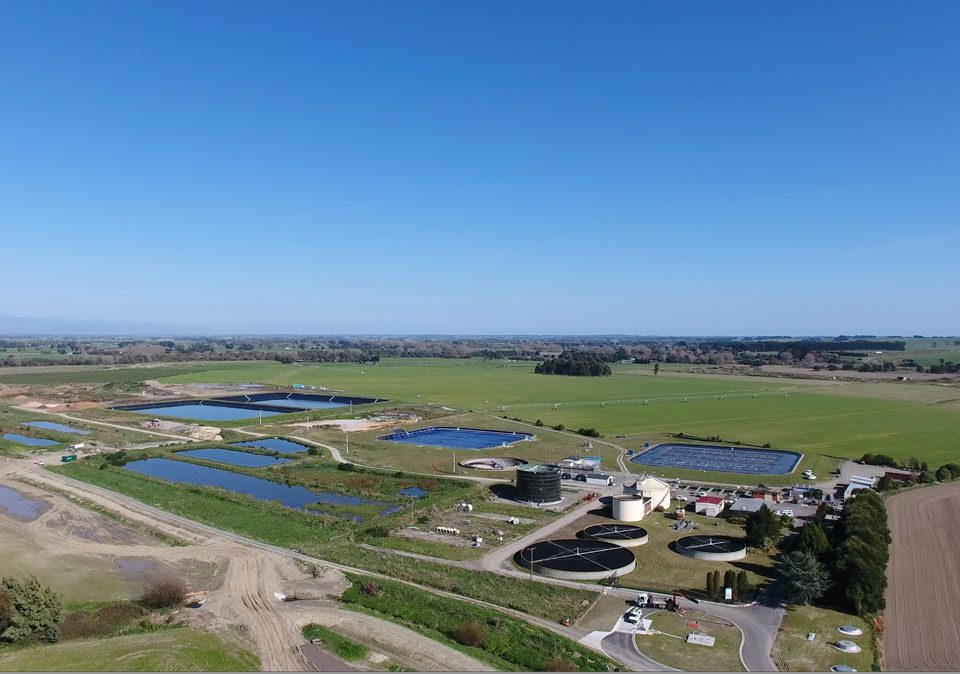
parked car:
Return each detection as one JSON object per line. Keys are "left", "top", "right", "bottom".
{"left": 775, "top": 509, "right": 794, "bottom": 517}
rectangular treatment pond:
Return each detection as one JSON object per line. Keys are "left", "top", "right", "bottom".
{"left": 228, "top": 437, "right": 310, "bottom": 454}
{"left": 123, "top": 458, "right": 388, "bottom": 510}
{"left": 3, "top": 433, "right": 59, "bottom": 447}
{"left": 379, "top": 426, "right": 535, "bottom": 450}
{"left": 174, "top": 448, "right": 293, "bottom": 468}
{"left": 111, "top": 401, "right": 292, "bottom": 422}
{"left": 629, "top": 443, "right": 802, "bottom": 475}
{"left": 214, "top": 392, "right": 383, "bottom": 410}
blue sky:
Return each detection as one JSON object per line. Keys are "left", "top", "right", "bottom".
{"left": 1, "top": 1, "right": 957, "bottom": 335}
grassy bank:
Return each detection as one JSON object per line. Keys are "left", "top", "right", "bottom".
{"left": 301, "top": 624, "right": 369, "bottom": 661}
{"left": 340, "top": 574, "right": 614, "bottom": 672}
{"left": 0, "top": 627, "right": 259, "bottom": 671}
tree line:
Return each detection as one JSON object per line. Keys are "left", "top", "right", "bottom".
{"left": 534, "top": 352, "right": 612, "bottom": 377}
{"left": 781, "top": 491, "right": 890, "bottom": 617}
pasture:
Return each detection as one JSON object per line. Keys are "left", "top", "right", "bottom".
{"left": 155, "top": 358, "right": 960, "bottom": 468}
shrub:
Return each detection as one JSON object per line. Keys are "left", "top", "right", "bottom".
{"left": 360, "top": 582, "right": 381, "bottom": 597}
{"left": 0, "top": 576, "right": 63, "bottom": 643}
{"left": 60, "top": 602, "right": 147, "bottom": 640}
{"left": 542, "top": 657, "right": 577, "bottom": 671}
{"left": 337, "top": 463, "right": 356, "bottom": 472}
{"left": 140, "top": 576, "right": 187, "bottom": 609}
{"left": 452, "top": 621, "right": 485, "bottom": 648}
{"left": 306, "top": 446, "right": 319, "bottom": 456}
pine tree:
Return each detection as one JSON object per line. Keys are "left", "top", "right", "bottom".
{"left": 706, "top": 571, "right": 715, "bottom": 599}
{"left": 711, "top": 571, "right": 722, "bottom": 600}
{"left": 736, "top": 570, "right": 750, "bottom": 600}
{"left": 781, "top": 551, "right": 830, "bottom": 605}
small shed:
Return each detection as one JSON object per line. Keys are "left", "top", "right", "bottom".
{"left": 694, "top": 495, "right": 726, "bottom": 517}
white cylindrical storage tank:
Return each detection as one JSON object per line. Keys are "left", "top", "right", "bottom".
{"left": 612, "top": 494, "right": 646, "bottom": 522}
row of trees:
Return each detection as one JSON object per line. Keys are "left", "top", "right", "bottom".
{"left": 705, "top": 569, "right": 751, "bottom": 601}
{"left": 535, "top": 352, "right": 612, "bottom": 377}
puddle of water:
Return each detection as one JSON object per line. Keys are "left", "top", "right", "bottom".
{"left": 116, "top": 558, "right": 156, "bottom": 573}
{"left": 399, "top": 486, "right": 428, "bottom": 498}
{"left": 0, "top": 484, "right": 51, "bottom": 520}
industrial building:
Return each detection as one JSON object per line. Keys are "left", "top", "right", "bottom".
{"left": 694, "top": 495, "right": 726, "bottom": 517}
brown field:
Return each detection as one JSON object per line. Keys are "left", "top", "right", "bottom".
{"left": 884, "top": 482, "right": 960, "bottom": 671}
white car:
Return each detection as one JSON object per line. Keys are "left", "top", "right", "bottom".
{"left": 804, "top": 473, "right": 818, "bottom": 480}
{"left": 674, "top": 495, "right": 688, "bottom": 502}
{"left": 695, "top": 490, "right": 708, "bottom": 497}
{"left": 776, "top": 509, "right": 794, "bottom": 517}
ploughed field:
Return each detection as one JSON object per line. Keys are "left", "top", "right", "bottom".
{"left": 885, "top": 482, "right": 960, "bottom": 671}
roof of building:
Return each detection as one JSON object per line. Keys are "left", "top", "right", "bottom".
{"left": 729, "top": 497, "right": 766, "bottom": 513}
{"left": 696, "top": 495, "right": 725, "bottom": 505}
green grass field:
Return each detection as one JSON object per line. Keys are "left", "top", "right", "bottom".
{"left": 151, "top": 358, "right": 960, "bottom": 471}
{"left": 0, "top": 628, "right": 259, "bottom": 671}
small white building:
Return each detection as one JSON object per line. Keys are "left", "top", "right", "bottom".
{"left": 694, "top": 495, "right": 726, "bottom": 517}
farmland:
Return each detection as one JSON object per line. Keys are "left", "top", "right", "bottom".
{"left": 884, "top": 482, "right": 960, "bottom": 671}
{"left": 149, "top": 358, "right": 960, "bottom": 468}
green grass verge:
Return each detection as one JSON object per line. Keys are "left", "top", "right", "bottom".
{"left": 635, "top": 609, "right": 745, "bottom": 672}
{"left": 0, "top": 627, "right": 260, "bottom": 671}
{"left": 340, "top": 574, "right": 614, "bottom": 672}
{"left": 772, "top": 604, "right": 875, "bottom": 672}
{"left": 301, "top": 624, "right": 369, "bottom": 661}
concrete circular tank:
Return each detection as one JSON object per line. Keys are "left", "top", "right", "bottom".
{"left": 515, "top": 539, "right": 636, "bottom": 580}
{"left": 579, "top": 523, "right": 649, "bottom": 547}
{"left": 674, "top": 535, "right": 747, "bottom": 561}
{"left": 459, "top": 457, "right": 528, "bottom": 471}
{"left": 515, "top": 464, "right": 562, "bottom": 504}
{"left": 612, "top": 494, "right": 646, "bottom": 522}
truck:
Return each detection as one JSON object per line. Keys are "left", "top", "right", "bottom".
{"left": 60, "top": 454, "right": 77, "bottom": 463}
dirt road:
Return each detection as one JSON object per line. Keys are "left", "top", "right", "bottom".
{"left": 885, "top": 482, "right": 960, "bottom": 671}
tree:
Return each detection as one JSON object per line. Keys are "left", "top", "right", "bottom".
{"left": 654, "top": 363, "right": 660, "bottom": 376}
{"left": 0, "top": 576, "right": 63, "bottom": 643}
{"left": 706, "top": 572, "right": 715, "bottom": 599}
{"left": 781, "top": 551, "right": 830, "bottom": 605}
{"left": 935, "top": 466, "right": 952, "bottom": 482}
{"left": 736, "top": 571, "right": 750, "bottom": 600}
{"left": 833, "top": 490, "right": 890, "bottom": 616}
{"left": 711, "top": 571, "right": 722, "bottom": 601}
{"left": 796, "top": 522, "right": 830, "bottom": 560}
{"left": 744, "top": 505, "right": 783, "bottom": 548}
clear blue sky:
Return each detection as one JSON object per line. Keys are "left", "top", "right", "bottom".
{"left": 1, "top": 1, "right": 957, "bottom": 335}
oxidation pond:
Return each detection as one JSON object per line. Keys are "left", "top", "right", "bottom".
{"left": 21, "top": 421, "right": 91, "bottom": 435}
{"left": 229, "top": 438, "right": 309, "bottom": 454}
{"left": 124, "top": 458, "right": 386, "bottom": 510}
{"left": 176, "top": 448, "right": 292, "bottom": 468}
{"left": 399, "top": 486, "right": 428, "bottom": 498}
{"left": 0, "top": 485, "right": 51, "bottom": 520}
{"left": 2, "top": 433, "right": 59, "bottom": 446}
{"left": 230, "top": 396, "right": 346, "bottom": 410}
{"left": 115, "top": 403, "right": 288, "bottom": 422}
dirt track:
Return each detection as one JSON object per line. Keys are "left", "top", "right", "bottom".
{"left": 885, "top": 483, "right": 960, "bottom": 671}
{"left": 0, "top": 462, "right": 494, "bottom": 672}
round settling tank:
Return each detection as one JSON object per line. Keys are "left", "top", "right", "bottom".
{"left": 579, "top": 523, "right": 649, "bottom": 547}
{"left": 515, "top": 464, "right": 562, "bottom": 504}
{"left": 459, "top": 457, "right": 528, "bottom": 471}
{"left": 515, "top": 539, "right": 636, "bottom": 580}
{"left": 674, "top": 535, "right": 747, "bottom": 561}
{"left": 612, "top": 494, "right": 646, "bottom": 522}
